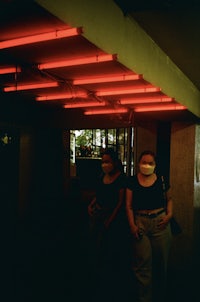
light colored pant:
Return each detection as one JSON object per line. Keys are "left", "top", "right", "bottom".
{"left": 131, "top": 212, "right": 172, "bottom": 302}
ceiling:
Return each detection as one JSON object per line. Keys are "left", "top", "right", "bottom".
{"left": 0, "top": 0, "right": 200, "bottom": 127}
{"left": 117, "top": 0, "right": 200, "bottom": 89}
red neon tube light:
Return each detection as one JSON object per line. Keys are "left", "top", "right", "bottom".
{"left": 0, "top": 66, "right": 21, "bottom": 74}
{"left": 38, "top": 54, "right": 117, "bottom": 70}
{"left": 4, "top": 82, "right": 59, "bottom": 92}
{"left": 120, "top": 97, "right": 173, "bottom": 105}
{"left": 96, "top": 87, "right": 160, "bottom": 96}
{"left": 134, "top": 104, "right": 187, "bottom": 112}
{"left": 64, "top": 101, "right": 106, "bottom": 108}
{"left": 36, "top": 91, "right": 88, "bottom": 101}
{"left": 73, "top": 74, "right": 142, "bottom": 85}
{"left": 84, "top": 108, "right": 128, "bottom": 115}
{"left": 0, "top": 27, "right": 82, "bottom": 49}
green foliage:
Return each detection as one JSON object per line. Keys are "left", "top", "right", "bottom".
{"left": 75, "top": 129, "right": 93, "bottom": 147}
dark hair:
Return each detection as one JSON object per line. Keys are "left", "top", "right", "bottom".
{"left": 102, "top": 148, "right": 119, "bottom": 162}
{"left": 138, "top": 150, "right": 157, "bottom": 163}
{"left": 102, "top": 148, "right": 124, "bottom": 173}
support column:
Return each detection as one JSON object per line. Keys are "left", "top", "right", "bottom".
{"left": 169, "top": 122, "right": 196, "bottom": 297}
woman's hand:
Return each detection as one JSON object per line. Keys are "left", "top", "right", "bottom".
{"left": 157, "top": 215, "right": 171, "bottom": 230}
{"left": 130, "top": 225, "right": 141, "bottom": 240}
{"left": 87, "top": 198, "right": 97, "bottom": 217}
{"left": 88, "top": 203, "right": 94, "bottom": 217}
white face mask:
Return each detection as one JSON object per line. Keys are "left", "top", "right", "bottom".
{"left": 101, "top": 163, "right": 114, "bottom": 174}
{"left": 139, "top": 164, "right": 155, "bottom": 176}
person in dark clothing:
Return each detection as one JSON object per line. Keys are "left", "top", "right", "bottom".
{"left": 87, "top": 148, "right": 129, "bottom": 301}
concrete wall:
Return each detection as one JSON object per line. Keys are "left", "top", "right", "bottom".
{"left": 168, "top": 122, "right": 200, "bottom": 299}
{"left": 169, "top": 122, "right": 195, "bottom": 269}
{"left": 194, "top": 125, "right": 200, "bottom": 205}
{"left": 18, "top": 128, "right": 35, "bottom": 217}
{"left": 18, "top": 127, "right": 67, "bottom": 220}
{"left": 134, "top": 122, "right": 157, "bottom": 173}
{"left": 194, "top": 125, "right": 200, "bottom": 267}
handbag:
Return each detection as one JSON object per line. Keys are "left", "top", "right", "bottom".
{"left": 161, "top": 176, "right": 182, "bottom": 236}
{"left": 170, "top": 216, "right": 182, "bottom": 235}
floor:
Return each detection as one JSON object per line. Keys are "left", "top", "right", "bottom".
{"left": 13, "top": 193, "right": 199, "bottom": 302}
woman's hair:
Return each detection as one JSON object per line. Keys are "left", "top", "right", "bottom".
{"left": 138, "top": 150, "right": 157, "bottom": 163}
{"left": 102, "top": 148, "right": 119, "bottom": 162}
{"left": 102, "top": 148, "right": 125, "bottom": 173}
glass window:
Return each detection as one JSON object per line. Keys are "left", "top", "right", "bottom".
{"left": 70, "top": 127, "right": 134, "bottom": 175}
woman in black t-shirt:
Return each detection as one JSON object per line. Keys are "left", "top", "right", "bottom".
{"left": 126, "top": 150, "right": 173, "bottom": 302}
{"left": 87, "top": 148, "right": 128, "bottom": 301}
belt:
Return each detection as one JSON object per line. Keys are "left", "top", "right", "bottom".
{"left": 135, "top": 209, "right": 165, "bottom": 219}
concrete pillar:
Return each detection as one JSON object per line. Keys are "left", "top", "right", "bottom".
{"left": 135, "top": 122, "right": 157, "bottom": 173}
{"left": 18, "top": 128, "right": 35, "bottom": 217}
{"left": 169, "top": 122, "right": 196, "bottom": 282}
{"left": 194, "top": 125, "right": 200, "bottom": 266}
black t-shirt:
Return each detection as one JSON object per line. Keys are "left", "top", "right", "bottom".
{"left": 95, "top": 173, "right": 127, "bottom": 211}
{"left": 126, "top": 175, "right": 169, "bottom": 210}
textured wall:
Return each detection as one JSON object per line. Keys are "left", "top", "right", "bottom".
{"left": 135, "top": 122, "right": 157, "bottom": 173}
{"left": 194, "top": 125, "right": 200, "bottom": 267}
{"left": 169, "top": 122, "right": 195, "bottom": 270}
{"left": 194, "top": 125, "right": 200, "bottom": 204}
{"left": 18, "top": 128, "right": 35, "bottom": 216}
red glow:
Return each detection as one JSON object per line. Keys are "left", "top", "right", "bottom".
{"left": 38, "top": 54, "right": 117, "bottom": 70}
{"left": 0, "top": 66, "right": 21, "bottom": 74}
{"left": 63, "top": 101, "right": 106, "bottom": 108}
{"left": 96, "top": 86, "right": 160, "bottom": 96}
{"left": 0, "top": 28, "right": 82, "bottom": 49}
{"left": 84, "top": 108, "right": 128, "bottom": 115}
{"left": 134, "top": 104, "right": 187, "bottom": 112}
{"left": 73, "top": 74, "right": 142, "bottom": 85}
{"left": 36, "top": 91, "right": 88, "bottom": 101}
{"left": 4, "top": 82, "right": 58, "bottom": 92}
{"left": 120, "top": 97, "right": 173, "bottom": 105}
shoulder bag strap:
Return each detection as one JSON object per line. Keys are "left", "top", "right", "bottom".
{"left": 161, "top": 175, "right": 167, "bottom": 209}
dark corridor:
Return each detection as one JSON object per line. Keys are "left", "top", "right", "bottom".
{"left": 15, "top": 185, "right": 199, "bottom": 302}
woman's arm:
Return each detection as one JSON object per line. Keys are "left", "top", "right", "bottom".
{"left": 87, "top": 197, "right": 97, "bottom": 217}
{"left": 158, "top": 188, "right": 173, "bottom": 229}
{"left": 104, "top": 188, "right": 125, "bottom": 228}
{"left": 125, "top": 188, "right": 140, "bottom": 239}
{"left": 165, "top": 188, "right": 173, "bottom": 219}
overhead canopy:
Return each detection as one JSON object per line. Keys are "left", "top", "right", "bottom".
{"left": 0, "top": 0, "right": 199, "bottom": 128}
{"left": 36, "top": 0, "right": 200, "bottom": 119}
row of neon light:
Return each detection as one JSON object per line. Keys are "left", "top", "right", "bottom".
{"left": 0, "top": 53, "right": 115, "bottom": 77}
{"left": 0, "top": 27, "right": 83, "bottom": 49}
{"left": 2, "top": 74, "right": 172, "bottom": 105}
{"left": 0, "top": 27, "right": 187, "bottom": 114}
{"left": 1, "top": 63, "right": 187, "bottom": 113}
{"left": 1, "top": 64, "right": 169, "bottom": 104}
{"left": 3, "top": 73, "right": 141, "bottom": 92}
{"left": 84, "top": 105, "right": 186, "bottom": 115}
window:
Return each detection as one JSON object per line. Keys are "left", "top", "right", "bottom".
{"left": 70, "top": 127, "right": 134, "bottom": 175}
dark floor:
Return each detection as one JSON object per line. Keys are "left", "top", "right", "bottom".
{"left": 13, "top": 193, "right": 131, "bottom": 302}
{"left": 12, "top": 193, "right": 199, "bottom": 302}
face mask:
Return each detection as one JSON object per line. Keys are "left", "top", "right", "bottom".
{"left": 139, "top": 164, "right": 155, "bottom": 175}
{"left": 102, "top": 163, "right": 114, "bottom": 174}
